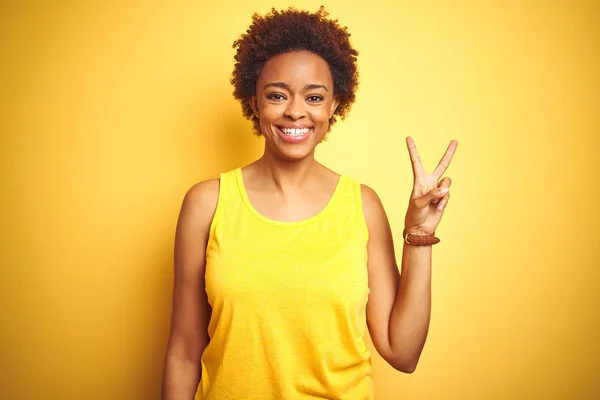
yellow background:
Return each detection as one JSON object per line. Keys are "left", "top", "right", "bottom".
{"left": 1, "top": 1, "right": 598, "bottom": 399}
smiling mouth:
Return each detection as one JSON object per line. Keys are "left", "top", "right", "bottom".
{"left": 279, "top": 127, "right": 311, "bottom": 136}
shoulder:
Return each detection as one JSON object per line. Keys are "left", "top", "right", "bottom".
{"left": 360, "top": 183, "right": 381, "bottom": 207}
{"left": 359, "top": 183, "right": 390, "bottom": 231}
{"left": 360, "top": 183, "right": 385, "bottom": 214}
{"left": 335, "top": 173, "right": 387, "bottom": 224}
{"left": 179, "top": 179, "right": 220, "bottom": 225}
{"left": 184, "top": 179, "right": 220, "bottom": 205}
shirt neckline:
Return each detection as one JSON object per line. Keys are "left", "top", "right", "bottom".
{"left": 235, "top": 167, "right": 344, "bottom": 227}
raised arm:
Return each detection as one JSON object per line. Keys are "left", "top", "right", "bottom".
{"left": 363, "top": 137, "right": 457, "bottom": 373}
{"left": 162, "top": 179, "right": 219, "bottom": 399}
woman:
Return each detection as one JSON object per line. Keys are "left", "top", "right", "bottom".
{"left": 162, "top": 7, "right": 458, "bottom": 400}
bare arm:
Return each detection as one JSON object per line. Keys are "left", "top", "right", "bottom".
{"left": 162, "top": 179, "right": 219, "bottom": 399}
{"left": 364, "top": 137, "right": 457, "bottom": 373}
{"left": 363, "top": 186, "right": 432, "bottom": 373}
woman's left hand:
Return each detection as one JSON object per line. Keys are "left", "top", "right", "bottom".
{"left": 403, "top": 137, "right": 458, "bottom": 235}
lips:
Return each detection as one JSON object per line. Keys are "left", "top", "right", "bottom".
{"left": 275, "top": 126, "right": 313, "bottom": 143}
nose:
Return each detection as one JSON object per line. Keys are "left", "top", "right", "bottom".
{"left": 284, "top": 96, "right": 306, "bottom": 120}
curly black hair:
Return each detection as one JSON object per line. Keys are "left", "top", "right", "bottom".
{"left": 231, "top": 6, "right": 359, "bottom": 135}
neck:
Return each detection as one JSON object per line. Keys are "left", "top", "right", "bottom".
{"left": 254, "top": 149, "right": 321, "bottom": 192}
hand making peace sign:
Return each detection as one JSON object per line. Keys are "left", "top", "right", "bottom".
{"left": 403, "top": 137, "right": 458, "bottom": 236}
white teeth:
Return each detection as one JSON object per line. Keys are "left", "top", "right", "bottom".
{"left": 281, "top": 128, "right": 310, "bottom": 136}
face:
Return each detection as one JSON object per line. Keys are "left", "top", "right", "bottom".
{"left": 250, "top": 51, "right": 339, "bottom": 161}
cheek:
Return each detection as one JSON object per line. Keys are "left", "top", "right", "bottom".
{"left": 257, "top": 105, "right": 281, "bottom": 134}
{"left": 311, "top": 106, "right": 333, "bottom": 123}
{"left": 258, "top": 102, "right": 283, "bottom": 120}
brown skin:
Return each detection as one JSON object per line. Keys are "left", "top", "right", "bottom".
{"left": 362, "top": 138, "right": 457, "bottom": 372}
{"left": 161, "top": 50, "right": 458, "bottom": 398}
{"left": 249, "top": 51, "right": 339, "bottom": 162}
{"left": 244, "top": 51, "right": 341, "bottom": 221}
{"left": 162, "top": 179, "right": 217, "bottom": 400}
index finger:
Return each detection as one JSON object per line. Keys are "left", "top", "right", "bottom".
{"left": 406, "top": 136, "right": 426, "bottom": 177}
{"left": 432, "top": 140, "right": 458, "bottom": 178}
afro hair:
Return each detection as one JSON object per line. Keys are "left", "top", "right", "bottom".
{"left": 231, "top": 6, "right": 359, "bottom": 134}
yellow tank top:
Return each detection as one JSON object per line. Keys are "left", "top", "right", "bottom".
{"left": 198, "top": 168, "right": 373, "bottom": 400}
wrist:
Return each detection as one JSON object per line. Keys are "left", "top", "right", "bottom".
{"left": 402, "top": 228, "right": 440, "bottom": 246}
{"left": 404, "top": 228, "right": 429, "bottom": 235}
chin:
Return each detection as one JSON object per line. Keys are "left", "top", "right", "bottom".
{"left": 264, "top": 140, "right": 312, "bottom": 161}
{"left": 277, "top": 147, "right": 315, "bottom": 162}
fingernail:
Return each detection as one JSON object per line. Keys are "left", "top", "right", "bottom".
{"left": 437, "top": 202, "right": 445, "bottom": 211}
{"left": 439, "top": 188, "right": 449, "bottom": 195}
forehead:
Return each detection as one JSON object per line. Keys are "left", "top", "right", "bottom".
{"left": 257, "top": 51, "right": 333, "bottom": 88}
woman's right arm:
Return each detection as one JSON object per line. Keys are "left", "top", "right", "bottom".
{"left": 162, "top": 179, "right": 219, "bottom": 400}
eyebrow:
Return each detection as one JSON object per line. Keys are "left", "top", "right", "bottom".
{"left": 264, "top": 82, "right": 329, "bottom": 92}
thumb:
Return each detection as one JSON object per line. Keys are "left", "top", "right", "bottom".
{"left": 414, "top": 187, "right": 449, "bottom": 209}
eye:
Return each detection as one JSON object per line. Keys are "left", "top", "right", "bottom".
{"left": 266, "top": 93, "right": 286, "bottom": 101}
{"left": 307, "top": 95, "right": 324, "bottom": 103}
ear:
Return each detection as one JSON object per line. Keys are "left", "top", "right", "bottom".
{"left": 329, "top": 96, "right": 340, "bottom": 118}
{"left": 250, "top": 96, "right": 259, "bottom": 118}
